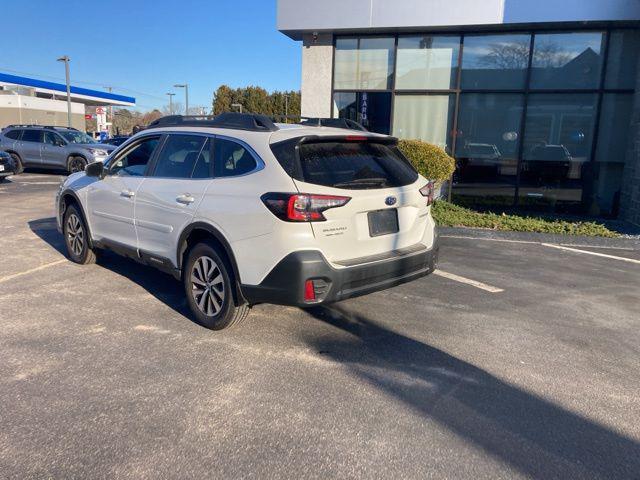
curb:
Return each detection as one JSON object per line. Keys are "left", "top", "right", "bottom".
{"left": 439, "top": 227, "right": 640, "bottom": 250}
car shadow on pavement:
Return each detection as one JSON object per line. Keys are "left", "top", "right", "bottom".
{"left": 304, "top": 305, "right": 640, "bottom": 479}
{"left": 28, "top": 217, "right": 194, "bottom": 322}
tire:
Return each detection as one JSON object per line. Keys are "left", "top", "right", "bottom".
{"left": 67, "top": 156, "right": 87, "bottom": 174}
{"left": 63, "top": 204, "right": 96, "bottom": 265}
{"left": 183, "top": 242, "right": 250, "bottom": 330}
{"left": 9, "top": 153, "right": 23, "bottom": 174}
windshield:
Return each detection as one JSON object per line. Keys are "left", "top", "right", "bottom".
{"left": 60, "top": 131, "right": 97, "bottom": 144}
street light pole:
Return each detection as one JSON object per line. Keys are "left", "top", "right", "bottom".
{"left": 174, "top": 84, "right": 188, "bottom": 115}
{"left": 57, "top": 56, "right": 72, "bottom": 127}
{"left": 166, "top": 92, "right": 175, "bottom": 115}
{"left": 105, "top": 86, "right": 113, "bottom": 135}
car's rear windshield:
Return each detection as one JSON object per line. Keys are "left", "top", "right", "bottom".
{"left": 271, "top": 140, "right": 418, "bottom": 189}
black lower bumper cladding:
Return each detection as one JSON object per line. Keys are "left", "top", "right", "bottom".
{"left": 241, "top": 237, "right": 439, "bottom": 307}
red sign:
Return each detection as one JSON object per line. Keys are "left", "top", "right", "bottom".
{"left": 84, "top": 114, "right": 93, "bottom": 119}
{"left": 95, "top": 107, "right": 106, "bottom": 115}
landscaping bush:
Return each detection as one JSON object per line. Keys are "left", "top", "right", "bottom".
{"left": 432, "top": 201, "right": 620, "bottom": 238}
{"left": 397, "top": 139, "right": 455, "bottom": 182}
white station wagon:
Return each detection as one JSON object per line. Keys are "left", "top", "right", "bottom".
{"left": 56, "top": 113, "right": 439, "bottom": 329}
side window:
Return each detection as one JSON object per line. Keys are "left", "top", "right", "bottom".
{"left": 4, "top": 129, "right": 22, "bottom": 140}
{"left": 110, "top": 137, "right": 160, "bottom": 176}
{"left": 214, "top": 138, "right": 258, "bottom": 177}
{"left": 152, "top": 135, "right": 211, "bottom": 179}
{"left": 21, "top": 129, "right": 43, "bottom": 143}
{"left": 44, "top": 131, "right": 64, "bottom": 146}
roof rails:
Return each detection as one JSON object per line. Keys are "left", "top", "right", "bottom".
{"left": 3, "top": 124, "right": 79, "bottom": 131}
{"left": 147, "top": 113, "right": 279, "bottom": 132}
{"left": 298, "top": 117, "right": 368, "bottom": 131}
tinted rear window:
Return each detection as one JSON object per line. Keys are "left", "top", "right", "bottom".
{"left": 21, "top": 129, "right": 42, "bottom": 142}
{"left": 271, "top": 140, "right": 417, "bottom": 189}
{"left": 4, "top": 129, "right": 22, "bottom": 140}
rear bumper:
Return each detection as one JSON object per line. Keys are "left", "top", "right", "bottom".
{"left": 241, "top": 234, "right": 439, "bottom": 307}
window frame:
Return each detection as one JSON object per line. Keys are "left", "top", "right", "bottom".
{"left": 106, "top": 133, "right": 163, "bottom": 177}
{"left": 211, "top": 134, "right": 264, "bottom": 179}
{"left": 147, "top": 132, "right": 214, "bottom": 180}
{"left": 4, "top": 129, "right": 23, "bottom": 141}
{"left": 21, "top": 129, "right": 44, "bottom": 143}
{"left": 331, "top": 26, "right": 637, "bottom": 213}
{"left": 43, "top": 131, "right": 66, "bottom": 147}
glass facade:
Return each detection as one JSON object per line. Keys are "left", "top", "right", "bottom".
{"left": 332, "top": 29, "right": 639, "bottom": 217}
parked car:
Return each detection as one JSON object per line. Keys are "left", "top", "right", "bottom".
{"left": 55, "top": 113, "right": 439, "bottom": 330}
{"left": 100, "top": 136, "right": 130, "bottom": 147}
{"left": 0, "top": 150, "right": 17, "bottom": 182}
{"left": 0, "top": 125, "right": 117, "bottom": 174}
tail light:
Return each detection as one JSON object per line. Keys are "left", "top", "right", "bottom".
{"left": 419, "top": 182, "right": 435, "bottom": 206}
{"left": 261, "top": 193, "right": 351, "bottom": 222}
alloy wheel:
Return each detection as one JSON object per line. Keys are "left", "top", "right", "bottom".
{"left": 66, "top": 213, "right": 84, "bottom": 256}
{"left": 190, "top": 256, "right": 226, "bottom": 316}
{"left": 69, "top": 158, "right": 85, "bottom": 173}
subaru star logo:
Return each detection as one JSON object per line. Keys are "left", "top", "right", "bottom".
{"left": 385, "top": 196, "right": 397, "bottom": 206}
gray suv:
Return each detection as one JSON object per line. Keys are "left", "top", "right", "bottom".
{"left": 0, "top": 125, "right": 116, "bottom": 174}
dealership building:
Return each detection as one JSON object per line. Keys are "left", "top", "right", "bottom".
{"left": 277, "top": 0, "right": 640, "bottom": 225}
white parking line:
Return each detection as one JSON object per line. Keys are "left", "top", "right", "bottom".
{"left": 442, "top": 234, "right": 637, "bottom": 251}
{"left": 541, "top": 243, "right": 640, "bottom": 265}
{"left": 0, "top": 259, "right": 67, "bottom": 284}
{"left": 434, "top": 269, "right": 504, "bottom": 293}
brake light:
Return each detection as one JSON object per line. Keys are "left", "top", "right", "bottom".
{"left": 344, "top": 135, "right": 368, "bottom": 142}
{"left": 261, "top": 193, "right": 351, "bottom": 222}
{"left": 419, "top": 182, "right": 435, "bottom": 206}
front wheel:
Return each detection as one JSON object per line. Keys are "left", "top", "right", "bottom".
{"left": 63, "top": 205, "right": 96, "bottom": 265}
{"left": 183, "top": 242, "right": 250, "bottom": 330}
{"left": 67, "top": 156, "right": 87, "bottom": 174}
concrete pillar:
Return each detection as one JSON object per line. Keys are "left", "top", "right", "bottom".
{"left": 301, "top": 33, "right": 333, "bottom": 118}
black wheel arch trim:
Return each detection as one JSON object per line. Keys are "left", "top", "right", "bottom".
{"left": 60, "top": 189, "right": 94, "bottom": 248}
{"left": 177, "top": 222, "right": 246, "bottom": 304}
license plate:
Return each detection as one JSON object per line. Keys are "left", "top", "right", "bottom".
{"left": 368, "top": 209, "right": 399, "bottom": 237}
{"left": 0, "top": 165, "right": 4, "bottom": 171}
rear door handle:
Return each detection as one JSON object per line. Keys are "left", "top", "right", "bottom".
{"left": 176, "top": 194, "right": 195, "bottom": 205}
{"left": 120, "top": 189, "right": 135, "bottom": 198}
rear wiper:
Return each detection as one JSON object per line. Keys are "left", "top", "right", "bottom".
{"left": 333, "top": 178, "right": 388, "bottom": 188}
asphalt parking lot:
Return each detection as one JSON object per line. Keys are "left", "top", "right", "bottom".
{"left": 1, "top": 173, "right": 639, "bottom": 479}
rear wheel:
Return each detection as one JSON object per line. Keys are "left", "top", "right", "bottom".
{"left": 9, "top": 153, "right": 23, "bottom": 174}
{"left": 183, "top": 242, "right": 250, "bottom": 330}
{"left": 63, "top": 205, "right": 96, "bottom": 265}
{"left": 67, "top": 156, "right": 87, "bottom": 174}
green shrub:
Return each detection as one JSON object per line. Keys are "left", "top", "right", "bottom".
{"left": 431, "top": 201, "right": 620, "bottom": 238}
{"left": 397, "top": 139, "right": 455, "bottom": 182}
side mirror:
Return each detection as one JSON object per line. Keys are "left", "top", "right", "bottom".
{"left": 85, "top": 161, "right": 105, "bottom": 178}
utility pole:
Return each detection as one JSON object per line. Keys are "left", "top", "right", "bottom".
{"left": 57, "top": 56, "right": 72, "bottom": 127}
{"left": 174, "top": 84, "right": 188, "bottom": 115}
{"left": 166, "top": 92, "right": 175, "bottom": 115}
{"left": 105, "top": 86, "right": 113, "bottom": 135}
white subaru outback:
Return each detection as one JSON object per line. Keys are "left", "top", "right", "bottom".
{"left": 56, "top": 113, "right": 438, "bottom": 330}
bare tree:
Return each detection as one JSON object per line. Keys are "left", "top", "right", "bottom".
{"left": 480, "top": 40, "right": 573, "bottom": 69}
